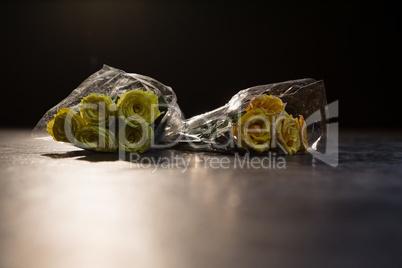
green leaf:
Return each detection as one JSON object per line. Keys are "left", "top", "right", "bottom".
{"left": 232, "top": 111, "right": 247, "bottom": 123}
{"left": 111, "top": 95, "right": 120, "bottom": 103}
{"left": 158, "top": 95, "right": 169, "bottom": 114}
{"left": 153, "top": 111, "right": 168, "bottom": 143}
{"left": 220, "top": 118, "right": 230, "bottom": 129}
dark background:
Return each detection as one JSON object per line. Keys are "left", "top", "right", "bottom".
{"left": 1, "top": 0, "right": 400, "bottom": 129}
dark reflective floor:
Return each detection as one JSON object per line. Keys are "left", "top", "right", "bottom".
{"left": 0, "top": 129, "right": 401, "bottom": 268}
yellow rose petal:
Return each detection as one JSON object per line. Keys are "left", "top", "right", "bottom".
{"left": 47, "top": 108, "right": 86, "bottom": 143}
{"left": 79, "top": 93, "right": 114, "bottom": 126}
{"left": 119, "top": 120, "right": 153, "bottom": 153}
{"left": 46, "top": 118, "right": 55, "bottom": 138}
{"left": 299, "top": 115, "right": 308, "bottom": 152}
{"left": 74, "top": 126, "right": 117, "bottom": 152}
{"left": 276, "top": 114, "right": 301, "bottom": 155}
{"left": 246, "top": 94, "right": 285, "bottom": 115}
{"left": 231, "top": 108, "right": 271, "bottom": 153}
{"left": 117, "top": 90, "right": 160, "bottom": 127}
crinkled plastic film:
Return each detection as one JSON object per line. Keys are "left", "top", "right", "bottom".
{"left": 178, "top": 79, "right": 327, "bottom": 154}
{"left": 33, "top": 68, "right": 327, "bottom": 156}
{"left": 32, "top": 65, "right": 183, "bottom": 144}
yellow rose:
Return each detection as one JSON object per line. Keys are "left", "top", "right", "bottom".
{"left": 276, "top": 114, "right": 301, "bottom": 155}
{"left": 74, "top": 126, "right": 117, "bottom": 152}
{"left": 246, "top": 94, "right": 285, "bottom": 115}
{"left": 298, "top": 115, "right": 308, "bottom": 152}
{"left": 46, "top": 108, "right": 86, "bottom": 142}
{"left": 79, "top": 93, "right": 116, "bottom": 126}
{"left": 119, "top": 121, "right": 153, "bottom": 153}
{"left": 231, "top": 108, "right": 271, "bottom": 153}
{"left": 117, "top": 90, "right": 160, "bottom": 127}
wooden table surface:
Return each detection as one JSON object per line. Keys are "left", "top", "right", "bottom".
{"left": 0, "top": 129, "right": 401, "bottom": 268}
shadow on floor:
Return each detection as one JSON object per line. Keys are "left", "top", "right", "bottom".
{"left": 42, "top": 149, "right": 196, "bottom": 163}
{"left": 42, "top": 150, "right": 120, "bottom": 162}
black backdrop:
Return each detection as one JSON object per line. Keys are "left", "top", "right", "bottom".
{"left": 1, "top": 0, "right": 401, "bottom": 129}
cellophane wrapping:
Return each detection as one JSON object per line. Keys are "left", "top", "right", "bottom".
{"left": 177, "top": 79, "right": 327, "bottom": 154}
{"left": 32, "top": 65, "right": 183, "bottom": 146}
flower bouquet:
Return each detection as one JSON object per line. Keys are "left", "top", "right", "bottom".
{"left": 178, "top": 79, "right": 327, "bottom": 155}
{"left": 34, "top": 65, "right": 327, "bottom": 157}
{"left": 33, "top": 65, "right": 183, "bottom": 153}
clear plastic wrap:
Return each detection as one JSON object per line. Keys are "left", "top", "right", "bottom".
{"left": 33, "top": 67, "right": 327, "bottom": 156}
{"left": 33, "top": 65, "right": 183, "bottom": 151}
{"left": 177, "top": 79, "right": 327, "bottom": 155}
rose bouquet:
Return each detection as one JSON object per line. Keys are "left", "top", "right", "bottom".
{"left": 34, "top": 66, "right": 327, "bottom": 157}
{"left": 33, "top": 65, "right": 183, "bottom": 153}
{"left": 178, "top": 79, "right": 327, "bottom": 155}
